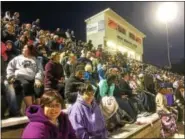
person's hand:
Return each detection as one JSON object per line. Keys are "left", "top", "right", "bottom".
{"left": 121, "top": 95, "right": 128, "bottom": 99}
{"left": 34, "top": 80, "right": 42, "bottom": 88}
{"left": 43, "top": 53, "right": 47, "bottom": 57}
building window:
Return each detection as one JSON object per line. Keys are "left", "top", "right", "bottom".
{"left": 129, "top": 32, "right": 135, "bottom": 40}
{"left": 108, "top": 19, "right": 118, "bottom": 29}
{"left": 118, "top": 25, "right": 126, "bottom": 34}
{"left": 136, "top": 37, "right": 142, "bottom": 44}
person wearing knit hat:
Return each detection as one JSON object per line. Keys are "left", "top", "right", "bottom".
{"left": 156, "top": 82, "right": 178, "bottom": 114}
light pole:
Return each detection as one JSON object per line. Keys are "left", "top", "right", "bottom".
{"left": 165, "top": 22, "right": 171, "bottom": 69}
{"left": 156, "top": 2, "right": 178, "bottom": 69}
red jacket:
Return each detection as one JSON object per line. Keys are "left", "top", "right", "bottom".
{"left": 1, "top": 42, "right": 8, "bottom": 61}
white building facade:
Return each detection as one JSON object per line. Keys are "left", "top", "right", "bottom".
{"left": 85, "top": 8, "right": 146, "bottom": 62}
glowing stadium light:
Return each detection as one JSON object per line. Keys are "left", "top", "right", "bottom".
{"left": 107, "top": 41, "right": 116, "bottom": 48}
{"left": 156, "top": 2, "right": 177, "bottom": 23}
{"left": 156, "top": 2, "right": 178, "bottom": 69}
{"left": 118, "top": 46, "right": 127, "bottom": 53}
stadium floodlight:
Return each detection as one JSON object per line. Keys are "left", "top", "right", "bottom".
{"left": 156, "top": 2, "right": 178, "bottom": 69}
{"left": 156, "top": 2, "right": 177, "bottom": 23}
{"left": 107, "top": 41, "right": 116, "bottom": 48}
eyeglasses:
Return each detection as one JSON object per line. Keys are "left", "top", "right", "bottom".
{"left": 45, "top": 103, "right": 61, "bottom": 108}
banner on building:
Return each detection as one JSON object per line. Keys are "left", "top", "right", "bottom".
{"left": 86, "top": 22, "right": 98, "bottom": 35}
{"left": 98, "top": 20, "right": 105, "bottom": 31}
{"left": 87, "top": 20, "right": 105, "bottom": 35}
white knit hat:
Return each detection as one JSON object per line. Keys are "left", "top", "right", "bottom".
{"left": 99, "top": 96, "right": 119, "bottom": 120}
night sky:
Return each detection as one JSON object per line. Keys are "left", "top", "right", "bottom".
{"left": 2, "top": 1, "right": 184, "bottom": 67}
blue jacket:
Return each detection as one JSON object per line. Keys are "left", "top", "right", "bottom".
{"left": 68, "top": 95, "right": 108, "bottom": 139}
{"left": 98, "top": 68, "right": 106, "bottom": 81}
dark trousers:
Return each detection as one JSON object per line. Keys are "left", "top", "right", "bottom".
{"left": 116, "top": 97, "right": 137, "bottom": 120}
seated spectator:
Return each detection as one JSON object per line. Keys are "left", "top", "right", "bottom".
{"left": 98, "top": 74, "right": 117, "bottom": 97}
{"left": 22, "top": 90, "right": 76, "bottom": 139}
{"left": 14, "top": 35, "right": 28, "bottom": 54}
{"left": 156, "top": 83, "right": 177, "bottom": 114}
{"left": 4, "top": 44, "right": 44, "bottom": 116}
{"left": 4, "top": 40, "right": 17, "bottom": 61}
{"left": 35, "top": 36, "right": 49, "bottom": 67}
{"left": 44, "top": 52, "right": 65, "bottom": 98}
{"left": 65, "top": 64, "right": 85, "bottom": 104}
{"left": 2, "top": 23, "right": 16, "bottom": 42}
{"left": 98, "top": 63, "right": 107, "bottom": 81}
{"left": 84, "top": 63, "right": 97, "bottom": 87}
{"left": 1, "top": 42, "right": 9, "bottom": 62}
{"left": 68, "top": 83, "right": 108, "bottom": 139}
{"left": 174, "top": 86, "right": 184, "bottom": 123}
{"left": 78, "top": 51, "right": 92, "bottom": 65}
{"left": 1, "top": 55, "right": 8, "bottom": 119}
{"left": 49, "top": 35, "right": 60, "bottom": 52}
{"left": 117, "top": 72, "right": 133, "bottom": 97}
{"left": 64, "top": 54, "right": 77, "bottom": 79}
{"left": 114, "top": 72, "right": 141, "bottom": 119}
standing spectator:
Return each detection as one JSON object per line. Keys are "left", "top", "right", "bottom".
{"left": 12, "top": 12, "right": 20, "bottom": 21}
{"left": 22, "top": 90, "right": 76, "bottom": 139}
{"left": 87, "top": 40, "right": 93, "bottom": 51}
{"left": 68, "top": 83, "right": 108, "bottom": 139}
{"left": 65, "top": 29, "right": 71, "bottom": 40}
{"left": 71, "top": 30, "right": 75, "bottom": 41}
{"left": 3, "top": 11, "right": 11, "bottom": 21}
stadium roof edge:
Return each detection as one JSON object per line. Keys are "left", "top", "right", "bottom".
{"left": 85, "top": 8, "right": 146, "bottom": 38}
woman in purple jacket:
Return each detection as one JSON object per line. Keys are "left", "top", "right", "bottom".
{"left": 22, "top": 90, "right": 76, "bottom": 139}
{"left": 68, "top": 82, "right": 108, "bottom": 139}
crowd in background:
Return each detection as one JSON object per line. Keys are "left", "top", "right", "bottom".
{"left": 1, "top": 11, "right": 184, "bottom": 139}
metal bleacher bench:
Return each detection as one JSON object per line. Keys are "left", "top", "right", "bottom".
{"left": 1, "top": 109, "right": 68, "bottom": 128}
{"left": 1, "top": 110, "right": 160, "bottom": 138}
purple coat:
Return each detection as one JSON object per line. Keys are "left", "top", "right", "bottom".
{"left": 68, "top": 95, "right": 108, "bottom": 139}
{"left": 22, "top": 105, "right": 76, "bottom": 139}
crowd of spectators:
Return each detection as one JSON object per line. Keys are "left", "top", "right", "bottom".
{"left": 1, "top": 11, "right": 184, "bottom": 138}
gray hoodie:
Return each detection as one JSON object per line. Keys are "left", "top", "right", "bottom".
{"left": 6, "top": 55, "right": 43, "bottom": 81}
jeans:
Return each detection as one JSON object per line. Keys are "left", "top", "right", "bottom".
{"left": 4, "top": 79, "right": 43, "bottom": 116}
{"left": 4, "top": 80, "right": 23, "bottom": 116}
